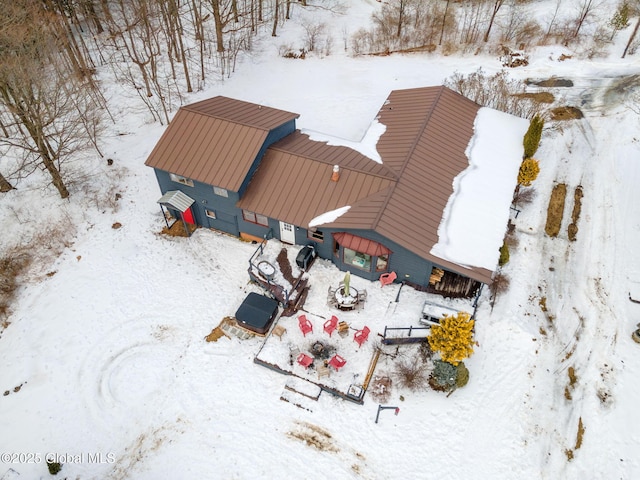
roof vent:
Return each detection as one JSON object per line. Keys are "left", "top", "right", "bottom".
{"left": 331, "top": 165, "right": 340, "bottom": 182}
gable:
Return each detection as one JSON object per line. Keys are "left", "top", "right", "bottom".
{"left": 145, "top": 96, "right": 299, "bottom": 192}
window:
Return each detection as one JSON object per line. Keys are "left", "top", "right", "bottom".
{"left": 205, "top": 209, "right": 216, "bottom": 219}
{"left": 242, "top": 210, "right": 269, "bottom": 227}
{"left": 376, "top": 254, "right": 389, "bottom": 272}
{"left": 333, "top": 241, "right": 340, "bottom": 257}
{"left": 213, "top": 186, "right": 228, "bottom": 197}
{"left": 308, "top": 229, "right": 324, "bottom": 242}
{"left": 343, "top": 247, "right": 372, "bottom": 271}
{"left": 169, "top": 173, "right": 194, "bottom": 187}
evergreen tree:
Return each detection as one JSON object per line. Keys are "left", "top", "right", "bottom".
{"left": 523, "top": 115, "right": 544, "bottom": 158}
{"left": 610, "top": 2, "right": 630, "bottom": 39}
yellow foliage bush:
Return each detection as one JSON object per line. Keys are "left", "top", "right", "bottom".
{"left": 427, "top": 311, "right": 475, "bottom": 366}
{"left": 518, "top": 158, "right": 540, "bottom": 187}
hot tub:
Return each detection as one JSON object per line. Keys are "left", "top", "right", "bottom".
{"left": 235, "top": 292, "right": 280, "bottom": 335}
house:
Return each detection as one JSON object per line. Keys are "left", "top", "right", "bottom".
{"left": 145, "top": 86, "right": 524, "bottom": 298}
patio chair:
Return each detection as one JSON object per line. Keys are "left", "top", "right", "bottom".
{"left": 298, "top": 315, "right": 313, "bottom": 337}
{"left": 323, "top": 315, "right": 339, "bottom": 337}
{"left": 379, "top": 271, "right": 397, "bottom": 287}
{"left": 328, "top": 354, "right": 347, "bottom": 372}
{"left": 297, "top": 353, "right": 314, "bottom": 369}
{"left": 354, "top": 326, "right": 370, "bottom": 348}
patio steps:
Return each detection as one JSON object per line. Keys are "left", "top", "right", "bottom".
{"left": 280, "top": 377, "right": 322, "bottom": 411}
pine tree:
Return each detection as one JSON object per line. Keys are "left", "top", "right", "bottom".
{"left": 518, "top": 158, "right": 540, "bottom": 186}
{"left": 427, "top": 311, "right": 475, "bottom": 366}
{"left": 610, "top": 2, "right": 630, "bottom": 39}
{"left": 523, "top": 115, "right": 544, "bottom": 158}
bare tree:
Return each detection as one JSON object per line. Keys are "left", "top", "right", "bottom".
{"left": 301, "top": 21, "right": 326, "bottom": 52}
{"left": 544, "top": 0, "right": 563, "bottom": 40}
{"left": 439, "top": 0, "right": 452, "bottom": 45}
{"left": 0, "top": 0, "right": 103, "bottom": 198}
{"left": 572, "top": 0, "right": 604, "bottom": 38}
{"left": 484, "top": 0, "right": 506, "bottom": 42}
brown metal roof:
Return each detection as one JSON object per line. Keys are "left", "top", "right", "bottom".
{"left": 237, "top": 133, "right": 395, "bottom": 227}
{"left": 146, "top": 89, "right": 496, "bottom": 283}
{"left": 240, "top": 86, "right": 490, "bottom": 282}
{"left": 374, "top": 87, "right": 485, "bottom": 279}
{"left": 145, "top": 96, "right": 299, "bottom": 191}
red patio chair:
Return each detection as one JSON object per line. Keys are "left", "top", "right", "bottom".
{"left": 354, "top": 326, "right": 370, "bottom": 348}
{"left": 379, "top": 271, "right": 397, "bottom": 287}
{"left": 298, "top": 315, "right": 313, "bottom": 337}
{"left": 297, "top": 353, "right": 314, "bottom": 369}
{"left": 328, "top": 354, "right": 347, "bottom": 372}
{"left": 323, "top": 315, "right": 339, "bottom": 337}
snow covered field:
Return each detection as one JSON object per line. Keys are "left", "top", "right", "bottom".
{"left": 1, "top": 1, "right": 640, "bottom": 479}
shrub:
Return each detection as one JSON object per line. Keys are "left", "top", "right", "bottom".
{"left": 427, "top": 311, "right": 475, "bottom": 366}
{"left": 488, "top": 273, "right": 510, "bottom": 301}
{"left": 47, "top": 460, "right": 62, "bottom": 475}
{"left": 512, "top": 186, "right": 536, "bottom": 206}
{"left": 498, "top": 241, "right": 510, "bottom": 267}
{"left": 455, "top": 362, "right": 470, "bottom": 388}
{"left": 429, "top": 359, "right": 457, "bottom": 391}
{"left": 523, "top": 115, "right": 544, "bottom": 158}
{"left": 445, "top": 68, "right": 541, "bottom": 117}
{"left": 393, "top": 356, "right": 429, "bottom": 391}
{"left": 518, "top": 158, "right": 540, "bottom": 186}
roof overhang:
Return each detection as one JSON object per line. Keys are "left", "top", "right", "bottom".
{"left": 157, "top": 190, "right": 195, "bottom": 212}
{"left": 333, "top": 232, "right": 392, "bottom": 257}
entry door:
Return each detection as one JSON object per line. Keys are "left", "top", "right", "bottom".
{"left": 182, "top": 207, "right": 195, "bottom": 224}
{"left": 279, "top": 222, "right": 296, "bottom": 244}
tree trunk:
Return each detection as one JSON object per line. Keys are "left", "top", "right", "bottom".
{"left": 483, "top": 0, "right": 504, "bottom": 42}
{"left": 211, "top": 0, "right": 225, "bottom": 52}
{"left": 439, "top": 0, "right": 450, "bottom": 46}
{"left": 572, "top": 0, "right": 594, "bottom": 38}
{"left": 622, "top": 16, "right": 640, "bottom": 58}
{"left": 83, "top": 0, "right": 105, "bottom": 34}
{"left": 272, "top": 0, "right": 279, "bottom": 36}
{"left": 232, "top": 0, "right": 239, "bottom": 22}
{"left": 397, "top": 0, "right": 405, "bottom": 38}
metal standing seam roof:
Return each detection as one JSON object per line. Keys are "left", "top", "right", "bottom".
{"left": 237, "top": 131, "right": 397, "bottom": 228}
{"left": 144, "top": 96, "right": 299, "bottom": 191}
{"left": 157, "top": 190, "right": 195, "bottom": 212}
{"left": 146, "top": 88, "right": 496, "bottom": 283}
{"left": 239, "top": 86, "right": 493, "bottom": 283}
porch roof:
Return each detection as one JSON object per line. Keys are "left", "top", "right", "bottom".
{"left": 157, "top": 190, "right": 195, "bottom": 212}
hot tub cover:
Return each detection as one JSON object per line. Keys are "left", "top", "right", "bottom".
{"left": 235, "top": 292, "right": 280, "bottom": 334}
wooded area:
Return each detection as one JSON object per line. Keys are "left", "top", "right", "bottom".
{"left": 0, "top": 0, "right": 638, "bottom": 197}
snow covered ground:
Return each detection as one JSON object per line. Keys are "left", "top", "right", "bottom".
{"left": 1, "top": 1, "right": 640, "bottom": 479}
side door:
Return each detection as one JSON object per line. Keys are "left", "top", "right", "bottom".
{"left": 279, "top": 221, "right": 296, "bottom": 244}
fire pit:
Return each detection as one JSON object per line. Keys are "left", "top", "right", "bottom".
{"left": 310, "top": 341, "right": 334, "bottom": 360}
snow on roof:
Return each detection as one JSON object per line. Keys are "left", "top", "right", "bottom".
{"left": 309, "top": 205, "right": 351, "bottom": 228}
{"left": 301, "top": 120, "right": 386, "bottom": 164}
{"left": 430, "top": 107, "right": 529, "bottom": 271}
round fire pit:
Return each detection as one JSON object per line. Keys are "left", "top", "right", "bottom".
{"left": 310, "top": 341, "right": 334, "bottom": 360}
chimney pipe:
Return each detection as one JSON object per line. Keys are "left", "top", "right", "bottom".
{"left": 331, "top": 165, "right": 340, "bottom": 182}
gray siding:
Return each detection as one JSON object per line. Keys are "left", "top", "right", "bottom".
{"left": 304, "top": 227, "right": 435, "bottom": 286}
{"left": 238, "top": 119, "right": 297, "bottom": 197}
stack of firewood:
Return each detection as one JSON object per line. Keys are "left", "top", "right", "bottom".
{"left": 429, "top": 268, "right": 444, "bottom": 285}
